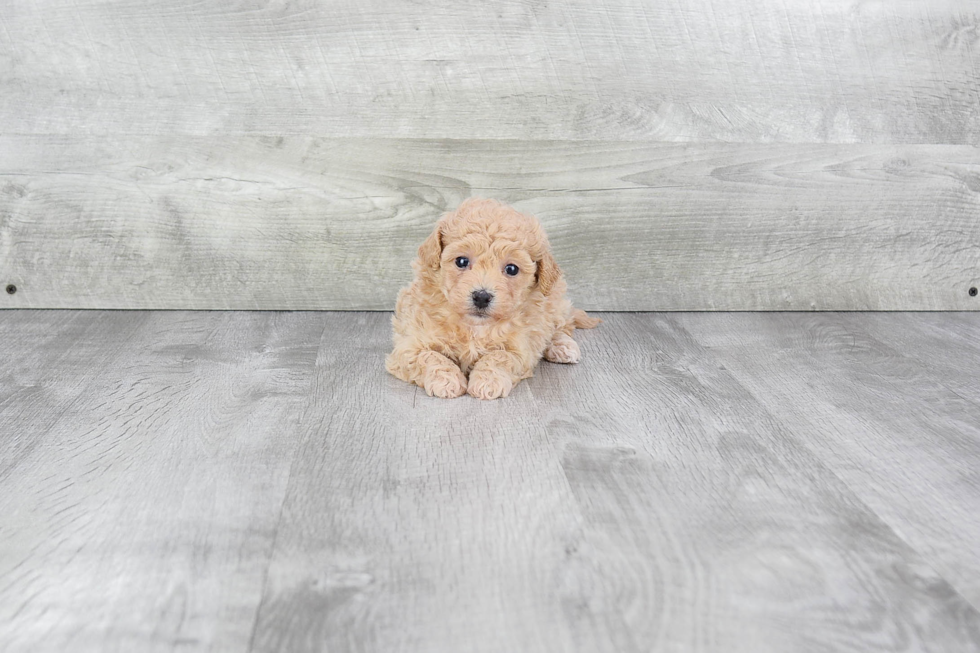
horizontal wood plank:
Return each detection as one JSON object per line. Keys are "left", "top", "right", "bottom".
{"left": 1, "top": 0, "right": 977, "bottom": 143}
{"left": 1, "top": 136, "right": 978, "bottom": 310}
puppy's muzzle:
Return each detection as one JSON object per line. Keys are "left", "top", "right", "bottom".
{"left": 471, "top": 289, "right": 494, "bottom": 310}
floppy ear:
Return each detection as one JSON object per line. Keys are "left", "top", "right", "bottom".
{"left": 535, "top": 250, "right": 562, "bottom": 295}
{"left": 417, "top": 224, "right": 443, "bottom": 273}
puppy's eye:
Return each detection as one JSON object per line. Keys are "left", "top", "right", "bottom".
{"left": 504, "top": 263, "right": 520, "bottom": 276}
{"left": 454, "top": 256, "right": 469, "bottom": 269}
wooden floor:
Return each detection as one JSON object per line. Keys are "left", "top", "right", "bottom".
{"left": 1, "top": 311, "right": 979, "bottom": 652}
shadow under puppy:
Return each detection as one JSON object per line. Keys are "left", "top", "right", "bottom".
{"left": 386, "top": 198, "right": 600, "bottom": 400}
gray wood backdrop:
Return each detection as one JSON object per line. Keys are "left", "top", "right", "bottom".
{"left": 1, "top": 0, "right": 978, "bottom": 310}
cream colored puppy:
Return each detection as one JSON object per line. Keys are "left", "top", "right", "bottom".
{"left": 386, "top": 198, "right": 600, "bottom": 400}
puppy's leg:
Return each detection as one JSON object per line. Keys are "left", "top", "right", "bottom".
{"left": 387, "top": 348, "right": 467, "bottom": 399}
{"left": 468, "top": 350, "right": 529, "bottom": 400}
{"left": 416, "top": 350, "right": 468, "bottom": 398}
{"left": 544, "top": 332, "right": 581, "bottom": 364}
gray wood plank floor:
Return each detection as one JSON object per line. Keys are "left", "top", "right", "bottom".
{"left": 1, "top": 311, "right": 979, "bottom": 652}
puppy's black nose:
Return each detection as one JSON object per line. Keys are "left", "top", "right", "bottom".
{"left": 471, "top": 289, "right": 493, "bottom": 310}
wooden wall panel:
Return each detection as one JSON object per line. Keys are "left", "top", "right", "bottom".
{"left": 2, "top": 136, "right": 977, "bottom": 310}
{"left": 1, "top": 0, "right": 978, "bottom": 309}
{"left": 2, "top": 0, "right": 977, "bottom": 143}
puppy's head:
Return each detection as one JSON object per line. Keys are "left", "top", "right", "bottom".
{"left": 415, "top": 198, "right": 561, "bottom": 324}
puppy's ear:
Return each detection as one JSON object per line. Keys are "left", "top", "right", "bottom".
{"left": 535, "top": 250, "right": 562, "bottom": 295}
{"left": 417, "top": 224, "right": 444, "bottom": 272}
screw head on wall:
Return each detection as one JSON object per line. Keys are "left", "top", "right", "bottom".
{"left": 970, "top": 286, "right": 978, "bottom": 297}
{"left": 5, "top": 284, "right": 15, "bottom": 295}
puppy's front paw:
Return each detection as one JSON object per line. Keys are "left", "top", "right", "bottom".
{"left": 467, "top": 367, "right": 514, "bottom": 400}
{"left": 422, "top": 365, "right": 468, "bottom": 399}
{"left": 545, "top": 336, "right": 581, "bottom": 364}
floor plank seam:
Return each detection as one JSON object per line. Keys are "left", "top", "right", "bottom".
{"left": 244, "top": 482, "right": 290, "bottom": 653}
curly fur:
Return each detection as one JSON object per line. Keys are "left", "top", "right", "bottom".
{"left": 386, "top": 198, "right": 600, "bottom": 400}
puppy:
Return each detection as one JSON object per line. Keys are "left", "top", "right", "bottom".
{"left": 386, "top": 198, "right": 600, "bottom": 400}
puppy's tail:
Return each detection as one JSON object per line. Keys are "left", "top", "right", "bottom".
{"left": 571, "top": 308, "right": 602, "bottom": 330}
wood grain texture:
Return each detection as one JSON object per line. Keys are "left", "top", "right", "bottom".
{"left": 2, "top": 136, "right": 978, "bottom": 311}
{"left": 530, "top": 313, "right": 980, "bottom": 651}
{"left": 2, "top": 0, "right": 978, "bottom": 311}
{"left": 835, "top": 312, "right": 980, "bottom": 400}
{"left": 249, "top": 315, "right": 589, "bottom": 652}
{"left": 0, "top": 311, "right": 324, "bottom": 652}
{"left": 0, "top": 311, "right": 151, "bottom": 485}
{"left": 249, "top": 312, "right": 980, "bottom": 651}
{"left": 1, "top": 0, "right": 978, "bottom": 143}
{"left": 675, "top": 312, "right": 980, "bottom": 608}
{"left": 2, "top": 310, "right": 980, "bottom": 651}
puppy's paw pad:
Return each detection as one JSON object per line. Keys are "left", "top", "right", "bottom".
{"left": 545, "top": 338, "right": 581, "bottom": 364}
{"left": 423, "top": 367, "right": 468, "bottom": 399}
{"left": 467, "top": 368, "right": 513, "bottom": 400}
